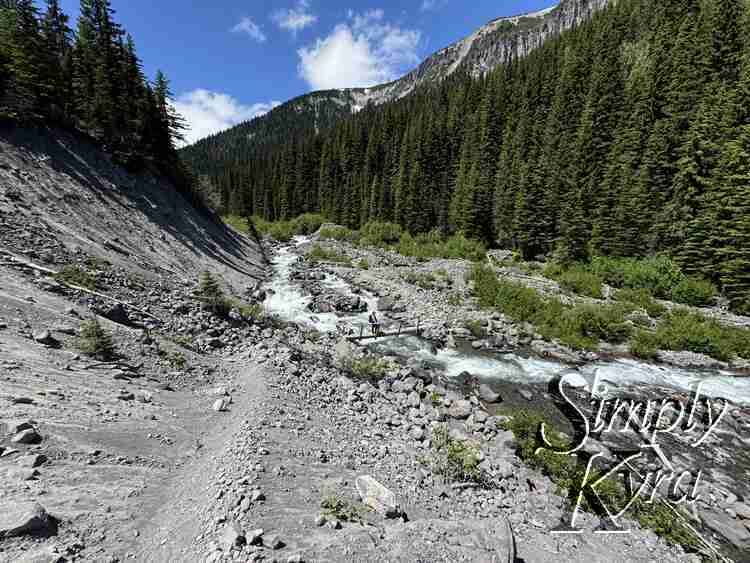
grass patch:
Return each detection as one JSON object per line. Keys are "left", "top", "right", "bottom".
{"left": 397, "top": 230, "right": 486, "bottom": 262}
{"left": 501, "top": 409, "right": 701, "bottom": 552}
{"left": 653, "top": 309, "right": 750, "bottom": 361}
{"left": 306, "top": 244, "right": 353, "bottom": 266}
{"left": 555, "top": 266, "right": 604, "bottom": 299}
{"left": 172, "top": 334, "right": 196, "bottom": 350}
{"left": 54, "top": 265, "right": 97, "bottom": 290}
{"left": 222, "top": 214, "right": 250, "bottom": 234}
{"left": 426, "top": 425, "right": 486, "bottom": 484}
{"left": 84, "top": 256, "right": 110, "bottom": 270}
{"left": 250, "top": 213, "right": 326, "bottom": 242}
{"left": 464, "top": 319, "right": 485, "bottom": 339}
{"left": 168, "top": 351, "right": 187, "bottom": 369}
{"left": 230, "top": 299, "right": 265, "bottom": 322}
{"left": 615, "top": 288, "right": 667, "bottom": 318}
{"left": 78, "top": 318, "right": 116, "bottom": 360}
{"left": 319, "top": 225, "right": 356, "bottom": 242}
{"left": 447, "top": 293, "right": 464, "bottom": 306}
{"left": 359, "top": 220, "right": 402, "bottom": 246}
{"left": 346, "top": 356, "right": 389, "bottom": 381}
{"left": 670, "top": 277, "right": 717, "bottom": 307}
{"left": 629, "top": 330, "right": 660, "bottom": 360}
{"left": 357, "top": 258, "right": 370, "bottom": 270}
{"left": 589, "top": 256, "right": 684, "bottom": 298}
{"left": 321, "top": 495, "right": 362, "bottom": 523}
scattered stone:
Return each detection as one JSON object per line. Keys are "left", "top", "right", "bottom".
{"left": 265, "top": 533, "right": 285, "bottom": 550}
{"left": 447, "top": 400, "right": 473, "bottom": 420}
{"left": 478, "top": 384, "right": 501, "bottom": 404}
{"left": 220, "top": 521, "right": 245, "bottom": 549}
{"left": 247, "top": 528, "right": 264, "bottom": 546}
{"left": 17, "top": 454, "right": 47, "bottom": 469}
{"left": 0, "top": 502, "right": 56, "bottom": 539}
{"left": 11, "top": 428, "right": 42, "bottom": 445}
{"left": 355, "top": 475, "right": 403, "bottom": 519}
{"left": 33, "top": 331, "right": 59, "bottom": 347}
{"left": 212, "top": 398, "right": 231, "bottom": 412}
{"left": 518, "top": 389, "right": 534, "bottom": 401}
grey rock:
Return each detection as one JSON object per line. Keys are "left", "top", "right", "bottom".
{"left": 212, "top": 397, "right": 231, "bottom": 412}
{"left": 447, "top": 400, "right": 473, "bottom": 420}
{"left": 478, "top": 384, "right": 501, "bottom": 404}
{"left": 11, "top": 428, "right": 42, "bottom": 445}
{"left": 518, "top": 389, "right": 534, "bottom": 401}
{"left": 220, "top": 521, "right": 245, "bottom": 549}
{"left": 0, "top": 502, "right": 56, "bottom": 539}
{"left": 355, "top": 475, "right": 403, "bottom": 518}
{"left": 33, "top": 331, "right": 58, "bottom": 346}
{"left": 735, "top": 502, "right": 750, "bottom": 520}
{"left": 247, "top": 528, "right": 264, "bottom": 546}
{"left": 17, "top": 454, "right": 47, "bottom": 469}
{"left": 265, "top": 533, "right": 285, "bottom": 550}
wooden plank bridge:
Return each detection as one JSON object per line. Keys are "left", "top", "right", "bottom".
{"left": 346, "top": 319, "right": 423, "bottom": 343}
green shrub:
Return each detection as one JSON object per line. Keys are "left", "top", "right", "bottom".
{"left": 653, "top": 309, "right": 748, "bottom": 361}
{"left": 306, "top": 244, "right": 352, "bottom": 266}
{"left": 557, "top": 267, "right": 604, "bottom": 299}
{"left": 429, "top": 425, "right": 485, "bottom": 484}
{"left": 561, "top": 303, "right": 633, "bottom": 344}
{"left": 197, "top": 271, "right": 230, "bottom": 316}
{"left": 359, "top": 220, "right": 402, "bottom": 246}
{"left": 442, "top": 232, "right": 486, "bottom": 261}
{"left": 54, "top": 265, "right": 97, "bottom": 290}
{"left": 222, "top": 215, "right": 250, "bottom": 234}
{"left": 357, "top": 258, "right": 370, "bottom": 270}
{"left": 347, "top": 356, "right": 389, "bottom": 381}
{"left": 630, "top": 330, "right": 660, "bottom": 360}
{"left": 615, "top": 288, "right": 667, "bottom": 318}
{"left": 168, "top": 351, "right": 187, "bottom": 369}
{"left": 319, "top": 225, "right": 356, "bottom": 242}
{"left": 447, "top": 293, "right": 464, "bottom": 306}
{"left": 232, "top": 300, "right": 265, "bottom": 322}
{"left": 670, "top": 277, "right": 717, "bottom": 307}
{"left": 590, "top": 256, "right": 684, "bottom": 298}
{"left": 84, "top": 256, "right": 110, "bottom": 270}
{"left": 464, "top": 319, "right": 485, "bottom": 338}
{"left": 321, "top": 495, "right": 362, "bottom": 523}
{"left": 293, "top": 213, "right": 326, "bottom": 235}
{"left": 78, "top": 318, "right": 116, "bottom": 360}
{"left": 172, "top": 334, "right": 196, "bottom": 350}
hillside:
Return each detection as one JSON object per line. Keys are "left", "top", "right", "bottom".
{"left": 182, "top": 0, "right": 750, "bottom": 314}
{"left": 181, "top": 0, "right": 612, "bottom": 194}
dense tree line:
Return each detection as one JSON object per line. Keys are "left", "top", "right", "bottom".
{"left": 183, "top": 0, "right": 750, "bottom": 312}
{"left": 0, "top": 0, "right": 196, "bottom": 200}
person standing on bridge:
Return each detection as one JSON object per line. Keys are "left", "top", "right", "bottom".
{"left": 368, "top": 311, "right": 381, "bottom": 336}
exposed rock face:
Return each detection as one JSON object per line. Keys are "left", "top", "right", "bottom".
{"left": 355, "top": 475, "right": 403, "bottom": 519}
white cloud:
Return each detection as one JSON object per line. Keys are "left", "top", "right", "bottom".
{"left": 173, "top": 90, "right": 281, "bottom": 146}
{"left": 272, "top": 0, "right": 318, "bottom": 34}
{"left": 297, "top": 10, "right": 421, "bottom": 90}
{"left": 231, "top": 17, "right": 267, "bottom": 42}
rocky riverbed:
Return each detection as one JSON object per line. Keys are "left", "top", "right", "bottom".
{"left": 2, "top": 227, "right": 750, "bottom": 562}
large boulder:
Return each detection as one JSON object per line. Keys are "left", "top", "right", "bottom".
{"left": 355, "top": 475, "right": 403, "bottom": 519}
{"left": 0, "top": 502, "right": 57, "bottom": 539}
{"left": 478, "top": 384, "right": 502, "bottom": 404}
{"left": 447, "top": 400, "right": 473, "bottom": 420}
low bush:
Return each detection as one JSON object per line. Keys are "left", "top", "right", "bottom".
{"left": 54, "top": 264, "right": 97, "bottom": 290}
{"left": 428, "top": 425, "right": 485, "bottom": 484}
{"left": 293, "top": 213, "right": 326, "bottom": 235}
{"left": 197, "top": 271, "right": 230, "bottom": 316}
{"left": 222, "top": 215, "right": 250, "bottom": 234}
{"left": 319, "top": 225, "right": 356, "bottom": 242}
{"left": 78, "top": 318, "right": 116, "bottom": 360}
{"left": 615, "top": 288, "right": 667, "bottom": 318}
{"left": 589, "top": 256, "right": 684, "bottom": 298}
{"left": 232, "top": 300, "right": 265, "bottom": 322}
{"left": 670, "top": 277, "right": 717, "bottom": 307}
{"left": 321, "top": 495, "right": 362, "bottom": 523}
{"left": 347, "top": 356, "right": 389, "bottom": 381}
{"left": 630, "top": 330, "right": 660, "bottom": 360}
{"left": 357, "top": 258, "right": 370, "bottom": 270}
{"left": 306, "top": 244, "right": 352, "bottom": 266}
{"left": 168, "top": 351, "right": 187, "bottom": 369}
{"left": 464, "top": 319, "right": 485, "bottom": 339}
{"left": 557, "top": 266, "right": 604, "bottom": 299}
{"left": 653, "top": 309, "right": 749, "bottom": 361}
{"left": 359, "top": 220, "right": 402, "bottom": 246}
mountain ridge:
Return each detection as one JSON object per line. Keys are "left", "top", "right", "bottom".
{"left": 181, "top": 0, "right": 611, "bottom": 158}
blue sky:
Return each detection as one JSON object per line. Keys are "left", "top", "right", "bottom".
{"left": 53, "top": 0, "right": 554, "bottom": 144}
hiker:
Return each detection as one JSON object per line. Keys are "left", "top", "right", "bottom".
{"left": 369, "top": 311, "right": 381, "bottom": 336}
